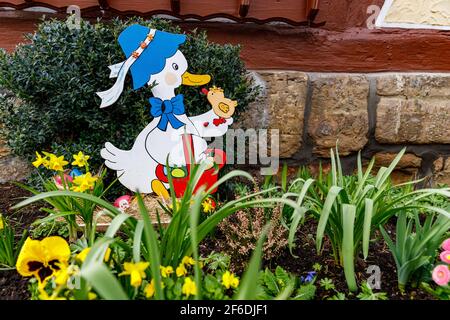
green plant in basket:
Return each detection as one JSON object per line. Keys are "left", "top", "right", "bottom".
{"left": 13, "top": 162, "right": 301, "bottom": 300}
{"left": 381, "top": 212, "right": 450, "bottom": 292}
{"left": 304, "top": 146, "right": 450, "bottom": 292}
{"left": 16, "top": 150, "right": 114, "bottom": 244}
{"left": 0, "top": 214, "right": 28, "bottom": 269}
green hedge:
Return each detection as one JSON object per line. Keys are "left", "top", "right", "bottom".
{"left": 0, "top": 17, "right": 257, "bottom": 165}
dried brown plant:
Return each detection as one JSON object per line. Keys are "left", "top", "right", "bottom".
{"left": 217, "top": 191, "right": 288, "bottom": 270}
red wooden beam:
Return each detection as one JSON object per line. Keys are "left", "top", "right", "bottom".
{"left": 170, "top": 0, "right": 180, "bottom": 14}
{"left": 239, "top": 0, "right": 250, "bottom": 18}
{"left": 98, "top": 0, "right": 109, "bottom": 10}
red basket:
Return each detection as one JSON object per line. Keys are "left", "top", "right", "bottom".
{"left": 171, "top": 134, "right": 226, "bottom": 198}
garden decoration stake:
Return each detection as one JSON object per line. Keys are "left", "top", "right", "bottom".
{"left": 97, "top": 25, "right": 237, "bottom": 198}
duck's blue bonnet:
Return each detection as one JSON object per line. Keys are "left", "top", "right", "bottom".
{"left": 118, "top": 24, "right": 186, "bottom": 90}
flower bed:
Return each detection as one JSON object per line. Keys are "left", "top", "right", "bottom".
{"left": 0, "top": 148, "right": 448, "bottom": 300}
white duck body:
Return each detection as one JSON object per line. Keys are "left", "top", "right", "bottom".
{"left": 101, "top": 50, "right": 233, "bottom": 193}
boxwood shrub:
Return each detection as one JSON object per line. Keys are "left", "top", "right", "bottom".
{"left": 0, "top": 17, "right": 256, "bottom": 166}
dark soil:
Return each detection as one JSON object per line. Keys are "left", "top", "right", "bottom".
{"left": 0, "top": 183, "right": 46, "bottom": 300}
{"left": 201, "top": 218, "right": 436, "bottom": 300}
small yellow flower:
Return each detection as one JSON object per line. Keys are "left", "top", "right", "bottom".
{"left": 72, "top": 151, "right": 90, "bottom": 168}
{"left": 32, "top": 152, "right": 48, "bottom": 168}
{"left": 88, "top": 292, "right": 97, "bottom": 300}
{"left": 160, "top": 265, "right": 174, "bottom": 278}
{"left": 71, "top": 172, "right": 97, "bottom": 193}
{"left": 46, "top": 154, "right": 68, "bottom": 172}
{"left": 176, "top": 263, "right": 187, "bottom": 277}
{"left": 76, "top": 247, "right": 111, "bottom": 263}
{"left": 182, "top": 256, "right": 195, "bottom": 266}
{"left": 144, "top": 279, "right": 165, "bottom": 298}
{"left": 222, "top": 271, "right": 239, "bottom": 289}
{"left": 119, "top": 261, "right": 149, "bottom": 287}
{"left": 145, "top": 280, "right": 155, "bottom": 298}
{"left": 182, "top": 277, "right": 197, "bottom": 297}
{"left": 202, "top": 198, "right": 215, "bottom": 213}
{"left": 0, "top": 214, "right": 4, "bottom": 231}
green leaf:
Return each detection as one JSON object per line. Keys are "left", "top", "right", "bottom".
{"left": 342, "top": 204, "right": 357, "bottom": 292}
{"left": 362, "top": 198, "right": 373, "bottom": 259}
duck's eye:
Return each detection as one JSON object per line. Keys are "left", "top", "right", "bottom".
{"left": 172, "top": 63, "right": 179, "bottom": 71}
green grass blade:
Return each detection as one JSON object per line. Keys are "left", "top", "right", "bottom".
{"left": 362, "top": 198, "right": 373, "bottom": 259}
{"left": 133, "top": 221, "right": 144, "bottom": 263}
{"left": 81, "top": 263, "right": 128, "bottom": 300}
{"left": 136, "top": 193, "right": 164, "bottom": 300}
{"left": 342, "top": 204, "right": 357, "bottom": 292}
{"left": 316, "top": 186, "right": 342, "bottom": 252}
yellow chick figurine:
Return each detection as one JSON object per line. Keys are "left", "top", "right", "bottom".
{"left": 201, "top": 86, "right": 238, "bottom": 126}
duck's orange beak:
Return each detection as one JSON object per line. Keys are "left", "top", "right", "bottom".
{"left": 182, "top": 72, "right": 211, "bottom": 86}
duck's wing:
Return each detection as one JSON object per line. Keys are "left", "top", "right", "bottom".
{"left": 100, "top": 120, "right": 160, "bottom": 194}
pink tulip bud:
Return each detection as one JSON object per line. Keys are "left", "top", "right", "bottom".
{"left": 432, "top": 265, "right": 450, "bottom": 286}
{"left": 54, "top": 174, "right": 73, "bottom": 186}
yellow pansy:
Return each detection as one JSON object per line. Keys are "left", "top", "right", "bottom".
{"left": 16, "top": 237, "right": 71, "bottom": 285}
{"left": 176, "top": 263, "right": 187, "bottom": 277}
{"left": 53, "top": 266, "right": 70, "bottom": 286}
{"left": 182, "top": 256, "right": 195, "bottom": 266}
{"left": 46, "top": 154, "right": 68, "bottom": 172}
{"left": 222, "top": 271, "right": 239, "bottom": 289}
{"left": 119, "top": 261, "right": 149, "bottom": 287}
{"left": 160, "top": 265, "right": 174, "bottom": 278}
{"left": 182, "top": 277, "right": 197, "bottom": 297}
{"left": 71, "top": 172, "right": 97, "bottom": 193}
{"left": 76, "top": 247, "right": 111, "bottom": 263}
{"left": 72, "top": 151, "right": 90, "bottom": 168}
{"left": 32, "top": 152, "right": 48, "bottom": 169}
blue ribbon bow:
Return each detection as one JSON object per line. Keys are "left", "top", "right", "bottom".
{"left": 149, "top": 94, "right": 185, "bottom": 131}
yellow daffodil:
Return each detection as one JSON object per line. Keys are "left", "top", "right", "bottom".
{"left": 119, "top": 261, "right": 149, "bottom": 287}
{"left": 182, "top": 256, "right": 195, "bottom": 266}
{"left": 144, "top": 279, "right": 165, "bottom": 299}
{"left": 176, "top": 263, "right": 187, "bottom": 277}
{"left": 45, "top": 154, "right": 68, "bottom": 172}
{"left": 76, "top": 247, "right": 111, "bottom": 263}
{"left": 201, "top": 198, "right": 216, "bottom": 213}
{"left": 0, "top": 214, "right": 4, "bottom": 231}
{"left": 32, "top": 152, "right": 48, "bottom": 169}
{"left": 222, "top": 271, "right": 239, "bottom": 289}
{"left": 182, "top": 277, "right": 197, "bottom": 297}
{"left": 71, "top": 172, "right": 97, "bottom": 193}
{"left": 16, "top": 237, "right": 70, "bottom": 285}
{"left": 160, "top": 265, "right": 174, "bottom": 278}
{"left": 72, "top": 151, "right": 90, "bottom": 168}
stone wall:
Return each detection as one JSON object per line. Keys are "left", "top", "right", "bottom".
{"left": 241, "top": 71, "right": 450, "bottom": 185}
